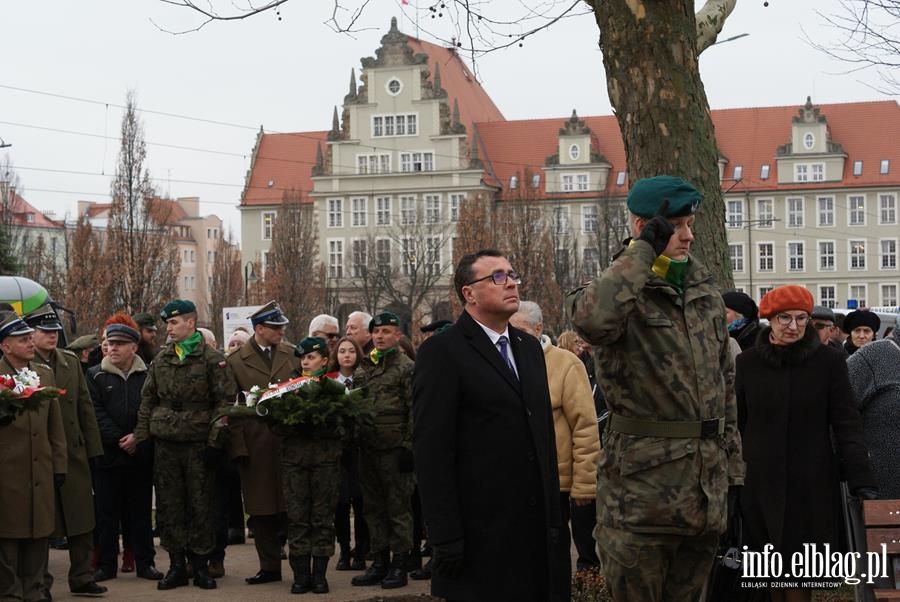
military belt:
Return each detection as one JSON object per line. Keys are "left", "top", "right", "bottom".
{"left": 159, "top": 402, "right": 211, "bottom": 411}
{"left": 609, "top": 413, "right": 724, "bottom": 439}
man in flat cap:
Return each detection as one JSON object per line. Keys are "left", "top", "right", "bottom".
{"left": 226, "top": 301, "right": 295, "bottom": 586}
{"left": 132, "top": 313, "right": 161, "bottom": 365}
{"left": 567, "top": 176, "right": 744, "bottom": 601}
{"left": 351, "top": 311, "right": 416, "bottom": 590}
{"left": 133, "top": 299, "right": 235, "bottom": 591}
{"left": 67, "top": 334, "right": 99, "bottom": 377}
{"left": 811, "top": 306, "right": 847, "bottom": 355}
{"left": 0, "top": 312, "right": 68, "bottom": 602}
{"left": 23, "top": 305, "right": 107, "bottom": 598}
{"left": 87, "top": 323, "right": 162, "bottom": 583}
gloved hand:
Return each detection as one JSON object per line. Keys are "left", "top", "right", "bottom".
{"left": 202, "top": 446, "right": 224, "bottom": 468}
{"left": 853, "top": 487, "right": 879, "bottom": 501}
{"left": 54, "top": 474, "right": 66, "bottom": 489}
{"left": 432, "top": 539, "right": 465, "bottom": 579}
{"left": 0, "top": 414, "right": 13, "bottom": 427}
{"left": 636, "top": 199, "right": 675, "bottom": 256}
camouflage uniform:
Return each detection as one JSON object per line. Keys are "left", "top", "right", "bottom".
{"left": 281, "top": 435, "right": 343, "bottom": 556}
{"left": 354, "top": 351, "right": 415, "bottom": 557}
{"left": 567, "top": 240, "right": 744, "bottom": 601}
{"left": 134, "top": 341, "right": 234, "bottom": 556}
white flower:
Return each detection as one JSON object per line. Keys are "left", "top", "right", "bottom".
{"left": 15, "top": 368, "right": 40, "bottom": 389}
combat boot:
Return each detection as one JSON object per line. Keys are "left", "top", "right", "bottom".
{"left": 157, "top": 550, "right": 189, "bottom": 590}
{"left": 351, "top": 550, "right": 389, "bottom": 586}
{"left": 290, "top": 554, "right": 312, "bottom": 594}
{"left": 335, "top": 541, "right": 351, "bottom": 571}
{"left": 311, "top": 556, "right": 329, "bottom": 594}
{"left": 408, "top": 548, "right": 431, "bottom": 580}
{"left": 380, "top": 551, "right": 409, "bottom": 589}
{"left": 191, "top": 555, "right": 217, "bottom": 590}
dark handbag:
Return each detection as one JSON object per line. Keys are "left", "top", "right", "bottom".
{"left": 705, "top": 504, "right": 745, "bottom": 601}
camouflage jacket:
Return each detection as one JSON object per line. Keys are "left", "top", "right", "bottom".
{"left": 354, "top": 350, "right": 414, "bottom": 450}
{"left": 135, "top": 341, "right": 235, "bottom": 447}
{"left": 567, "top": 239, "right": 744, "bottom": 536}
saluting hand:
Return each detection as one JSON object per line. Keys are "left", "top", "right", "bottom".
{"left": 636, "top": 199, "right": 676, "bottom": 256}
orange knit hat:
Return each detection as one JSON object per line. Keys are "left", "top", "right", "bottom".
{"left": 758, "top": 285, "right": 814, "bottom": 319}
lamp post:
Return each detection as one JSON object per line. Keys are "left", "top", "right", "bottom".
{"left": 244, "top": 261, "right": 256, "bottom": 304}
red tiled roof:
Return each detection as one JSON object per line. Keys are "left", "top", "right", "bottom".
{"left": 407, "top": 37, "right": 505, "bottom": 129}
{"left": 241, "top": 131, "right": 329, "bottom": 207}
{"left": 5, "top": 191, "right": 64, "bottom": 229}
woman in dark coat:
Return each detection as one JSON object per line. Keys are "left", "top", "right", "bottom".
{"left": 723, "top": 291, "right": 761, "bottom": 351}
{"left": 736, "top": 285, "right": 877, "bottom": 601}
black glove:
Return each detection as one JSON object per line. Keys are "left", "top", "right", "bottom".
{"left": 853, "top": 487, "right": 879, "bottom": 501}
{"left": 0, "top": 414, "right": 13, "bottom": 427}
{"left": 432, "top": 539, "right": 465, "bottom": 579}
{"left": 636, "top": 199, "right": 675, "bottom": 256}
{"left": 397, "top": 448, "right": 415, "bottom": 473}
{"left": 53, "top": 474, "right": 66, "bottom": 489}
{"left": 202, "top": 446, "right": 224, "bottom": 468}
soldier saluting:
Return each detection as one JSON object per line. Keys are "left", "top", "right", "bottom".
{"left": 131, "top": 300, "right": 235, "bottom": 591}
{"left": 567, "top": 176, "right": 744, "bottom": 601}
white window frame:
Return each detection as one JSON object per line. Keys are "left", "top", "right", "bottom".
{"left": 849, "top": 239, "right": 867, "bottom": 270}
{"left": 351, "top": 238, "right": 368, "bottom": 278}
{"left": 726, "top": 199, "right": 743, "bottom": 229}
{"left": 262, "top": 211, "right": 276, "bottom": 240}
{"left": 786, "top": 196, "right": 805, "bottom": 228}
{"left": 795, "top": 164, "right": 809, "bottom": 182}
{"left": 561, "top": 174, "right": 574, "bottom": 192}
{"left": 582, "top": 204, "right": 598, "bottom": 234}
{"left": 449, "top": 193, "right": 465, "bottom": 223}
{"left": 879, "top": 193, "right": 897, "bottom": 225}
{"left": 811, "top": 163, "right": 825, "bottom": 181}
{"left": 569, "top": 144, "right": 580, "bottom": 161}
{"left": 425, "top": 236, "right": 442, "bottom": 275}
{"left": 327, "top": 238, "right": 344, "bottom": 279}
{"left": 582, "top": 247, "right": 600, "bottom": 279}
{"left": 756, "top": 198, "right": 774, "bottom": 229}
{"left": 803, "top": 132, "right": 815, "bottom": 150}
{"left": 399, "top": 151, "right": 435, "bottom": 173}
{"left": 351, "top": 197, "right": 367, "bottom": 227}
{"left": 880, "top": 238, "right": 897, "bottom": 270}
{"left": 881, "top": 284, "right": 898, "bottom": 307}
{"left": 401, "top": 237, "right": 417, "bottom": 276}
{"left": 849, "top": 284, "right": 868, "bottom": 309}
{"left": 819, "top": 285, "right": 837, "bottom": 309}
{"left": 375, "top": 237, "right": 391, "bottom": 272}
{"left": 787, "top": 240, "right": 805, "bottom": 272}
{"left": 758, "top": 285, "right": 775, "bottom": 299}
{"left": 575, "top": 174, "right": 589, "bottom": 191}
{"left": 375, "top": 196, "right": 391, "bottom": 226}
{"left": 848, "top": 194, "right": 866, "bottom": 226}
{"left": 729, "top": 243, "right": 745, "bottom": 273}
{"left": 757, "top": 242, "right": 775, "bottom": 273}
{"left": 399, "top": 195, "right": 417, "bottom": 225}
{"left": 327, "top": 198, "right": 343, "bottom": 228}
{"left": 373, "top": 113, "right": 419, "bottom": 138}
{"left": 424, "top": 194, "right": 441, "bottom": 224}
{"left": 817, "top": 239, "right": 836, "bottom": 272}
{"left": 817, "top": 196, "right": 835, "bottom": 227}
{"left": 553, "top": 207, "right": 570, "bottom": 234}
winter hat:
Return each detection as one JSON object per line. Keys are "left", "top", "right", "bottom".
{"left": 758, "top": 285, "right": 813, "bottom": 320}
{"left": 722, "top": 291, "right": 758, "bottom": 321}
{"left": 842, "top": 310, "right": 881, "bottom": 335}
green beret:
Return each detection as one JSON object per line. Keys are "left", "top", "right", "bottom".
{"left": 369, "top": 311, "right": 400, "bottom": 332}
{"left": 627, "top": 176, "right": 701, "bottom": 219}
{"left": 295, "top": 336, "right": 328, "bottom": 358}
{"left": 160, "top": 299, "right": 197, "bottom": 320}
{"left": 66, "top": 334, "right": 99, "bottom": 352}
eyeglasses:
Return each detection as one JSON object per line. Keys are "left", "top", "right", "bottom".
{"left": 466, "top": 270, "right": 522, "bottom": 287}
{"left": 775, "top": 313, "right": 810, "bottom": 327}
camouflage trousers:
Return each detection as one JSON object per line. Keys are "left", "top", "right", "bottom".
{"left": 596, "top": 524, "right": 719, "bottom": 601}
{"left": 359, "top": 447, "right": 414, "bottom": 555}
{"left": 154, "top": 440, "right": 216, "bottom": 556}
{"left": 281, "top": 437, "right": 343, "bottom": 557}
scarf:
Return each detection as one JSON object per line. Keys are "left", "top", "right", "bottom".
{"left": 301, "top": 366, "right": 327, "bottom": 378}
{"left": 174, "top": 331, "right": 202, "bottom": 362}
{"left": 727, "top": 316, "right": 749, "bottom": 334}
{"left": 369, "top": 346, "right": 397, "bottom": 365}
{"left": 651, "top": 255, "right": 689, "bottom": 292}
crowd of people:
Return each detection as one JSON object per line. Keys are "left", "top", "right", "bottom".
{"left": 1, "top": 174, "right": 898, "bottom": 602}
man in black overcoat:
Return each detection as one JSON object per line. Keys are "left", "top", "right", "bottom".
{"left": 412, "top": 249, "right": 570, "bottom": 602}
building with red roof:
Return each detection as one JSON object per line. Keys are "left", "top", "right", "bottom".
{"left": 239, "top": 18, "right": 900, "bottom": 321}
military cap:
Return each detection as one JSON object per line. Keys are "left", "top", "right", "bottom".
{"left": 160, "top": 299, "right": 196, "bottom": 320}
{"left": 722, "top": 291, "right": 758, "bottom": 321}
{"left": 105, "top": 324, "right": 140, "bottom": 344}
{"left": 810, "top": 306, "right": 836, "bottom": 322}
{"left": 23, "top": 304, "right": 63, "bottom": 331}
{"left": 250, "top": 301, "right": 290, "bottom": 327}
{"left": 843, "top": 310, "right": 881, "bottom": 335}
{"left": 0, "top": 313, "right": 34, "bottom": 342}
{"left": 66, "top": 334, "right": 99, "bottom": 352}
{"left": 758, "top": 285, "right": 813, "bottom": 319}
{"left": 420, "top": 319, "right": 452, "bottom": 334}
{"left": 294, "top": 336, "right": 328, "bottom": 358}
{"left": 627, "top": 176, "right": 702, "bottom": 219}
{"left": 369, "top": 311, "right": 400, "bottom": 333}
{"left": 132, "top": 312, "right": 158, "bottom": 330}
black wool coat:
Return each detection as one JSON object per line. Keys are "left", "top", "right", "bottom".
{"left": 87, "top": 358, "right": 152, "bottom": 469}
{"left": 736, "top": 326, "right": 875, "bottom": 557}
{"left": 412, "top": 310, "right": 569, "bottom": 602}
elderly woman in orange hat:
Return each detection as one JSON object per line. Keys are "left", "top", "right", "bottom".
{"left": 735, "top": 285, "right": 877, "bottom": 600}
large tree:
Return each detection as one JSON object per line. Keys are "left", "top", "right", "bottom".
{"left": 0, "top": 158, "right": 25, "bottom": 274}
{"left": 209, "top": 228, "right": 244, "bottom": 341}
{"left": 65, "top": 215, "right": 115, "bottom": 335}
{"left": 106, "top": 91, "right": 180, "bottom": 314}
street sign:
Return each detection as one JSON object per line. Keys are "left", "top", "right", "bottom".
{"left": 222, "top": 305, "right": 261, "bottom": 346}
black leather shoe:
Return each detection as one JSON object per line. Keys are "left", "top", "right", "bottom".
{"left": 157, "top": 551, "right": 189, "bottom": 590}
{"left": 381, "top": 566, "right": 408, "bottom": 589}
{"left": 245, "top": 570, "right": 282, "bottom": 584}
{"left": 93, "top": 568, "right": 116, "bottom": 583}
{"left": 136, "top": 565, "right": 163, "bottom": 580}
{"left": 70, "top": 581, "right": 108, "bottom": 596}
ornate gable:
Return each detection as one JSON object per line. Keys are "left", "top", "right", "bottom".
{"left": 360, "top": 17, "right": 428, "bottom": 69}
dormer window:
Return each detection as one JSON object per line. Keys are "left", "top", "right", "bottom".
{"left": 733, "top": 165, "right": 743, "bottom": 181}
{"left": 853, "top": 160, "right": 863, "bottom": 176}
{"left": 760, "top": 164, "right": 770, "bottom": 180}
{"left": 531, "top": 174, "right": 541, "bottom": 189}
{"left": 569, "top": 144, "right": 580, "bottom": 161}
{"left": 616, "top": 171, "right": 626, "bottom": 186}
{"left": 510, "top": 175, "right": 518, "bottom": 189}
{"left": 881, "top": 160, "right": 890, "bottom": 174}
{"left": 803, "top": 132, "right": 815, "bottom": 150}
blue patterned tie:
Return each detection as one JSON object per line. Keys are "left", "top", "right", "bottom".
{"left": 497, "top": 336, "right": 517, "bottom": 378}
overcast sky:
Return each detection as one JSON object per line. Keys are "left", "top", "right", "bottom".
{"left": 1, "top": 0, "right": 892, "bottom": 242}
